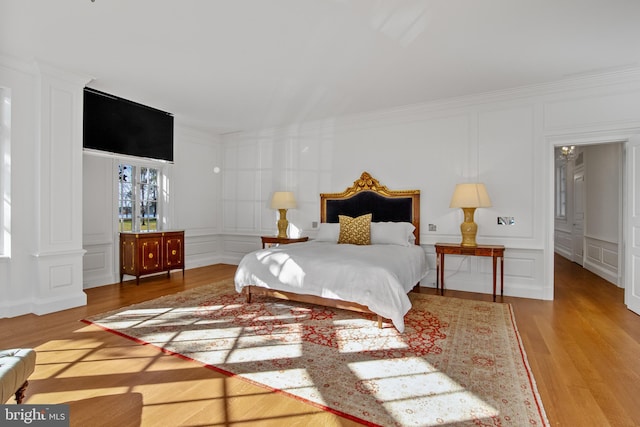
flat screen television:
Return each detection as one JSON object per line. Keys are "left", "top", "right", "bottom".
{"left": 83, "top": 88, "right": 174, "bottom": 162}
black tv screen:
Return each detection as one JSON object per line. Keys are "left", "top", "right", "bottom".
{"left": 83, "top": 88, "right": 174, "bottom": 162}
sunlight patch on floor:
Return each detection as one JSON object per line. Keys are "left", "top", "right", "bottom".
{"left": 349, "top": 357, "right": 499, "bottom": 425}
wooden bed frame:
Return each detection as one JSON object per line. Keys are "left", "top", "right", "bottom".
{"left": 243, "top": 171, "right": 421, "bottom": 328}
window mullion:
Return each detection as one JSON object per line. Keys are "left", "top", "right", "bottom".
{"left": 133, "top": 166, "right": 141, "bottom": 231}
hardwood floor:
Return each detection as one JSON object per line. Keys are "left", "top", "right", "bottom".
{"left": 1, "top": 255, "right": 639, "bottom": 426}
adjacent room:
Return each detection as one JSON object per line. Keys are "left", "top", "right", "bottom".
{"left": 2, "top": 1, "right": 640, "bottom": 426}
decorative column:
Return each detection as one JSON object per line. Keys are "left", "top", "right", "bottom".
{"left": 32, "top": 62, "right": 91, "bottom": 314}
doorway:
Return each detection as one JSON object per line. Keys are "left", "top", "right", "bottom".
{"left": 553, "top": 142, "right": 623, "bottom": 286}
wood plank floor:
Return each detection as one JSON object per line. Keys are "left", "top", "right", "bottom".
{"left": 1, "top": 255, "right": 639, "bottom": 426}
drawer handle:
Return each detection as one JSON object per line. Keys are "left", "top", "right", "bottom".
{"left": 172, "top": 250, "right": 177, "bottom": 255}
{"left": 148, "top": 253, "right": 154, "bottom": 259}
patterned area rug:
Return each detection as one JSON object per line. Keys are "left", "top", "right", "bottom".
{"left": 84, "top": 280, "right": 548, "bottom": 427}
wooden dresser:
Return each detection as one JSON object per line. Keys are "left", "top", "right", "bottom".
{"left": 120, "top": 230, "right": 185, "bottom": 285}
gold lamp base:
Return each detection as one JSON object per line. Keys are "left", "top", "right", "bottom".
{"left": 459, "top": 207, "right": 478, "bottom": 247}
{"left": 277, "top": 209, "right": 289, "bottom": 238}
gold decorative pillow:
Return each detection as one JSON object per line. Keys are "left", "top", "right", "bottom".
{"left": 338, "top": 214, "right": 372, "bottom": 245}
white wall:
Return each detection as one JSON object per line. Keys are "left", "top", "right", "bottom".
{"left": 0, "top": 55, "right": 36, "bottom": 317}
{"left": 171, "top": 126, "right": 224, "bottom": 269}
{"left": 0, "top": 55, "right": 89, "bottom": 317}
{"left": 222, "top": 70, "right": 640, "bottom": 301}
{"left": 3, "top": 49, "right": 640, "bottom": 315}
{"left": 584, "top": 143, "right": 623, "bottom": 285}
{"left": 221, "top": 103, "right": 545, "bottom": 299}
{"left": 82, "top": 125, "right": 223, "bottom": 288}
{"left": 1, "top": 53, "right": 223, "bottom": 317}
{"left": 82, "top": 153, "right": 116, "bottom": 287}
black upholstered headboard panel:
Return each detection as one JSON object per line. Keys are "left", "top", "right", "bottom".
{"left": 324, "top": 192, "right": 413, "bottom": 223}
{"left": 320, "top": 172, "right": 421, "bottom": 244}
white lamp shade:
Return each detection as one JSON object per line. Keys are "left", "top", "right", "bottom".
{"left": 270, "top": 191, "right": 297, "bottom": 209}
{"left": 449, "top": 183, "right": 492, "bottom": 208}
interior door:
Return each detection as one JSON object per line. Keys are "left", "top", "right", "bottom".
{"left": 572, "top": 167, "right": 585, "bottom": 266}
{"left": 625, "top": 136, "right": 640, "bottom": 315}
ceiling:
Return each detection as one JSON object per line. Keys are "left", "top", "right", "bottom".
{"left": 2, "top": 0, "right": 640, "bottom": 134}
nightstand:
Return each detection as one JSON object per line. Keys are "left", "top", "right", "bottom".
{"left": 434, "top": 243, "right": 505, "bottom": 301}
{"left": 261, "top": 236, "right": 309, "bottom": 249}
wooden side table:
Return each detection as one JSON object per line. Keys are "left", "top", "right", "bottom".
{"left": 261, "top": 236, "right": 309, "bottom": 249}
{"left": 435, "top": 243, "right": 505, "bottom": 301}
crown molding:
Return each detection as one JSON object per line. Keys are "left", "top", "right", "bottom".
{"left": 0, "top": 51, "right": 37, "bottom": 75}
{"left": 34, "top": 59, "right": 92, "bottom": 87}
{"left": 223, "top": 67, "right": 640, "bottom": 140}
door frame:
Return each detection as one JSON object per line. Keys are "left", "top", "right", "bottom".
{"left": 624, "top": 135, "right": 640, "bottom": 314}
{"left": 548, "top": 129, "right": 638, "bottom": 310}
{"left": 571, "top": 164, "right": 585, "bottom": 266}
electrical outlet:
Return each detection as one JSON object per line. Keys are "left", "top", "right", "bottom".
{"left": 428, "top": 224, "right": 437, "bottom": 231}
{"left": 312, "top": 221, "right": 318, "bottom": 228}
{"left": 497, "top": 216, "right": 515, "bottom": 225}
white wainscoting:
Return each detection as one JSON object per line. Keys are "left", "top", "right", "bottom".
{"left": 185, "top": 233, "right": 225, "bottom": 269}
{"left": 554, "top": 229, "right": 573, "bottom": 260}
{"left": 82, "top": 242, "right": 115, "bottom": 288}
{"left": 220, "top": 234, "right": 263, "bottom": 265}
{"left": 429, "top": 246, "right": 545, "bottom": 300}
{"left": 584, "top": 235, "right": 619, "bottom": 286}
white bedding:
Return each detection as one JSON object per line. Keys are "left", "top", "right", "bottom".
{"left": 234, "top": 241, "right": 428, "bottom": 332}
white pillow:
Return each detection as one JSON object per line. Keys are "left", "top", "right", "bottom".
{"left": 370, "top": 222, "right": 416, "bottom": 246}
{"left": 314, "top": 222, "right": 340, "bottom": 242}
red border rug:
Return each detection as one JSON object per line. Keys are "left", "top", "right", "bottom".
{"left": 83, "top": 280, "right": 548, "bottom": 426}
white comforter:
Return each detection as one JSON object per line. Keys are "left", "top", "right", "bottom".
{"left": 234, "top": 241, "right": 428, "bottom": 332}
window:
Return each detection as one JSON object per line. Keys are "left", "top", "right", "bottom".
{"left": 118, "top": 163, "right": 160, "bottom": 232}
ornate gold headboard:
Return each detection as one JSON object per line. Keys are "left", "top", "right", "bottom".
{"left": 320, "top": 172, "right": 421, "bottom": 244}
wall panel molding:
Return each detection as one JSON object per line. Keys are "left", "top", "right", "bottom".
{"left": 584, "top": 235, "right": 619, "bottom": 286}
{"left": 32, "top": 62, "right": 90, "bottom": 314}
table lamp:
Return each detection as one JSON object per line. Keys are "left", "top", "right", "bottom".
{"left": 449, "top": 183, "right": 492, "bottom": 247}
{"left": 270, "top": 191, "right": 297, "bottom": 238}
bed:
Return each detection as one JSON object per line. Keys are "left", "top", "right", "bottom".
{"left": 234, "top": 171, "right": 428, "bottom": 332}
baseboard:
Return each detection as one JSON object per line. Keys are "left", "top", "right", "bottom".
{"left": 0, "top": 298, "right": 33, "bottom": 319}
{"left": 554, "top": 247, "right": 572, "bottom": 260}
{"left": 83, "top": 273, "right": 117, "bottom": 289}
{"left": 32, "top": 292, "right": 88, "bottom": 316}
{"left": 583, "top": 259, "right": 619, "bottom": 286}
